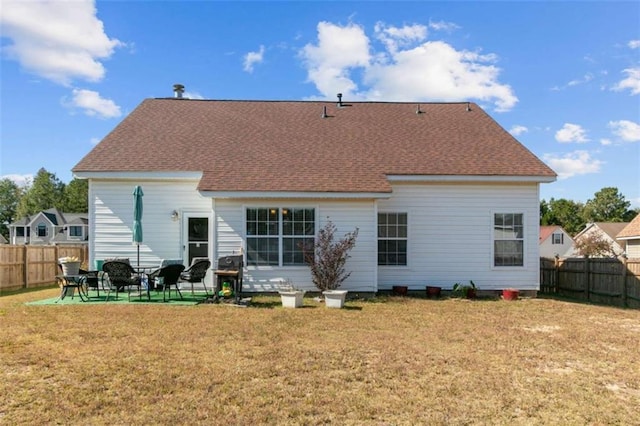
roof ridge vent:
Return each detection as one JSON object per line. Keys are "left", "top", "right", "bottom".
{"left": 173, "top": 84, "right": 185, "bottom": 99}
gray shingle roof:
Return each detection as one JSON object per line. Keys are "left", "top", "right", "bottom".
{"left": 73, "top": 99, "right": 556, "bottom": 193}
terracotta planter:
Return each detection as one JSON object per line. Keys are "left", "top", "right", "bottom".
{"left": 502, "top": 289, "right": 519, "bottom": 301}
{"left": 426, "top": 286, "right": 442, "bottom": 298}
{"left": 392, "top": 285, "right": 408, "bottom": 296}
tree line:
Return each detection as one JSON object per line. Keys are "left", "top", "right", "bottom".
{"left": 540, "top": 187, "right": 638, "bottom": 236}
{"left": 0, "top": 168, "right": 88, "bottom": 239}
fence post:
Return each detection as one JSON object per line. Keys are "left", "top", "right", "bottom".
{"left": 584, "top": 256, "right": 591, "bottom": 301}
{"left": 621, "top": 255, "right": 628, "bottom": 308}
{"left": 554, "top": 255, "right": 560, "bottom": 293}
{"left": 22, "top": 245, "right": 28, "bottom": 289}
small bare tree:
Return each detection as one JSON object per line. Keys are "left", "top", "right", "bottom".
{"left": 574, "top": 233, "right": 619, "bottom": 258}
{"left": 302, "top": 221, "right": 359, "bottom": 292}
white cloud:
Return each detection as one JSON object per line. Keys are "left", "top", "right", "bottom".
{"left": 299, "top": 21, "right": 517, "bottom": 112}
{"left": 509, "top": 125, "right": 528, "bottom": 136}
{"left": 374, "top": 22, "right": 427, "bottom": 53}
{"left": 184, "top": 91, "right": 204, "bottom": 100}
{"left": 300, "top": 21, "right": 371, "bottom": 98}
{"left": 1, "top": 174, "right": 32, "bottom": 187}
{"left": 600, "top": 138, "right": 612, "bottom": 146}
{"left": 0, "top": 0, "right": 123, "bottom": 86}
{"left": 428, "top": 20, "right": 460, "bottom": 32}
{"left": 542, "top": 151, "right": 603, "bottom": 180}
{"left": 90, "top": 137, "right": 100, "bottom": 145}
{"left": 629, "top": 40, "right": 640, "bottom": 49}
{"left": 243, "top": 45, "right": 265, "bottom": 73}
{"left": 567, "top": 73, "right": 594, "bottom": 87}
{"left": 67, "top": 89, "right": 121, "bottom": 118}
{"left": 612, "top": 67, "right": 640, "bottom": 95}
{"left": 608, "top": 120, "right": 640, "bottom": 142}
{"left": 555, "top": 123, "right": 589, "bottom": 143}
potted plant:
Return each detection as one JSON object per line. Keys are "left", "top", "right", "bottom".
{"left": 502, "top": 288, "right": 519, "bottom": 301}
{"left": 278, "top": 279, "right": 305, "bottom": 308}
{"left": 452, "top": 280, "right": 477, "bottom": 299}
{"left": 302, "top": 220, "right": 358, "bottom": 309}
{"left": 426, "top": 285, "right": 442, "bottom": 298}
{"left": 59, "top": 256, "right": 81, "bottom": 276}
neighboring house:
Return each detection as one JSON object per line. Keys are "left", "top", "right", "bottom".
{"left": 571, "top": 222, "right": 630, "bottom": 258}
{"left": 539, "top": 225, "right": 574, "bottom": 258}
{"left": 616, "top": 213, "right": 640, "bottom": 258}
{"left": 8, "top": 208, "right": 89, "bottom": 245}
{"left": 0, "top": 234, "right": 7, "bottom": 244}
{"left": 72, "top": 89, "right": 556, "bottom": 293}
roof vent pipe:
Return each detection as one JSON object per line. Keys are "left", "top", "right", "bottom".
{"left": 173, "top": 84, "right": 185, "bottom": 99}
{"left": 416, "top": 104, "right": 423, "bottom": 114}
{"left": 466, "top": 102, "right": 471, "bottom": 112}
{"left": 322, "top": 106, "right": 328, "bottom": 118}
{"left": 337, "top": 93, "right": 343, "bottom": 107}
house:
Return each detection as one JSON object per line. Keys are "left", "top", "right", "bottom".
{"left": 572, "top": 222, "right": 630, "bottom": 258}
{"left": 0, "top": 234, "right": 7, "bottom": 244}
{"left": 8, "top": 208, "right": 88, "bottom": 245}
{"left": 72, "top": 88, "right": 556, "bottom": 293}
{"left": 539, "top": 225, "right": 574, "bottom": 258}
{"left": 616, "top": 213, "right": 640, "bottom": 258}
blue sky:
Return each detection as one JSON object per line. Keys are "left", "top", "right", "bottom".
{"left": 1, "top": 1, "right": 639, "bottom": 207}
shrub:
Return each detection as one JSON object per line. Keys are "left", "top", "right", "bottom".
{"left": 302, "top": 221, "right": 359, "bottom": 292}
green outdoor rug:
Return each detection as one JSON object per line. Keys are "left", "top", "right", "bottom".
{"left": 27, "top": 289, "right": 211, "bottom": 306}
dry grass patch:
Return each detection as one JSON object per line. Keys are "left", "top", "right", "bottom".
{"left": 1, "top": 289, "right": 639, "bottom": 424}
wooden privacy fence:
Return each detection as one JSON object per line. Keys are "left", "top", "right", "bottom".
{"left": 540, "top": 256, "right": 640, "bottom": 308}
{"left": 0, "top": 245, "right": 88, "bottom": 293}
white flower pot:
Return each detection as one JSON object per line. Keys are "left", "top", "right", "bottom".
{"left": 60, "top": 261, "right": 81, "bottom": 276}
{"left": 323, "top": 290, "right": 348, "bottom": 308}
{"left": 279, "top": 291, "right": 305, "bottom": 308}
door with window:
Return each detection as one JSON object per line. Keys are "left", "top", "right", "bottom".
{"left": 183, "top": 214, "right": 210, "bottom": 265}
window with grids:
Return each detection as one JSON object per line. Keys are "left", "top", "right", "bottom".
{"left": 552, "top": 232, "right": 563, "bottom": 245}
{"left": 378, "top": 212, "right": 407, "bottom": 266}
{"left": 494, "top": 213, "right": 524, "bottom": 267}
{"left": 246, "top": 208, "right": 315, "bottom": 266}
{"left": 69, "top": 226, "right": 83, "bottom": 237}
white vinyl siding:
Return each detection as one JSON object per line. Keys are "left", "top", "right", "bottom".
{"left": 89, "top": 179, "right": 211, "bottom": 267}
{"left": 214, "top": 199, "right": 377, "bottom": 293}
{"left": 376, "top": 182, "right": 542, "bottom": 291}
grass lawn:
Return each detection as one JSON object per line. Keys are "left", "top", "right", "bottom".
{"left": 1, "top": 288, "right": 639, "bottom": 425}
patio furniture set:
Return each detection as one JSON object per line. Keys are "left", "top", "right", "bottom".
{"left": 55, "top": 258, "right": 211, "bottom": 303}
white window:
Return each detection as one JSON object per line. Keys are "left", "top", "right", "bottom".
{"left": 378, "top": 212, "right": 407, "bottom": 266}
{"left": 246, "top": 208, "right": 315, "bottom": 266}
{"left": 552, "top": 232, "right": 563, "bottom": 245}
{"left": 494, "top": 213, "right": 524, "bottom": 267}
{"left": 69, "top": 226, "right": 83, "bottom": 237}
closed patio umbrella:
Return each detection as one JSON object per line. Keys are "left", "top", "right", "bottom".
{"left": 133, "top": 185, "right": 144, "bottom": 267}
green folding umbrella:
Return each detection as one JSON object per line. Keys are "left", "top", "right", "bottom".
{"left": 133, "top": 186, "right": 144, "bottom": 267}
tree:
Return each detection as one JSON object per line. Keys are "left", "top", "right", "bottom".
{"left": 302, "top": 221, "right": 359, "bottom": 292}
{"left": 0, "top": 178, "right": 23, "bottom": 239}
{"left": 573, "top": 233, "right": 619, "bottom": 258}
{"left": 63, "top": 178, "right": 88, "bottom": 213}
{"left": 582, "top": 187, "right": 630, "bottom": 223}
{"left": 541, "top": 198, "right": 586, "bottom": 236}
{"left": 15, "top": 168, "right": 65, "bottom": 218}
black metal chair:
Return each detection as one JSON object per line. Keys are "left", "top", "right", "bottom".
{"left": 179, "top": 259, "right": 211, "bottom": 295}
{"left": 102, "top": 260, "right": 144, "bottom": 301}
{"left": 148, "top": 264, "right": 186, "bottom": 302}
{"left": 79, "top": 268, "right": 100, "bottom": 298}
